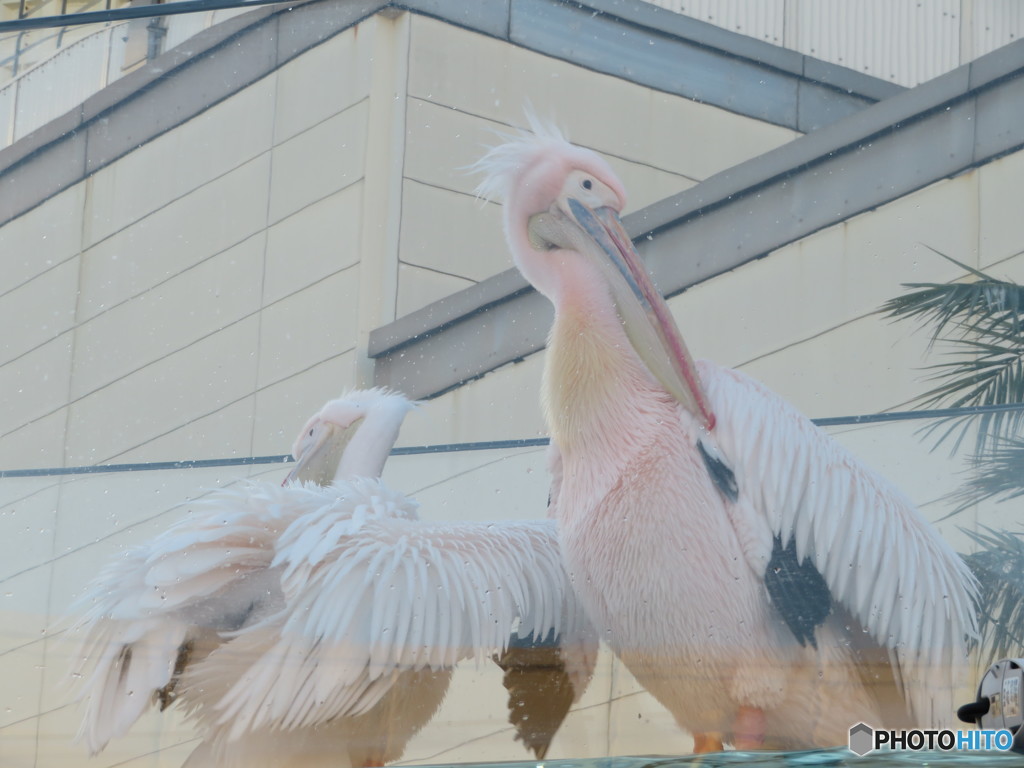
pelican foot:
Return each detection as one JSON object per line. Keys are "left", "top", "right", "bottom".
{"left": 692, "top": 732, "right": 724, "bottom": 753}
{"left": 732, "top": 705, "right": 766, "bottom": 750}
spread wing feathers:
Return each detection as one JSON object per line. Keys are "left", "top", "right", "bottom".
{"left": 211, "top": 504, "right": 576, "bottom": 738}
{"left": 495, "top": 640, "right": 575, "bottom": 760}
{"left": 71, "top": 480, "right": 381, "bottom": 753}
{"left": 495, "top": 623, "right": 599, "bottom": 759}
{"left": 699, "top": 361, "right": 978, "bottom": 724}
{"left": 74, "top": 611, "right": 190, "bottom": 755}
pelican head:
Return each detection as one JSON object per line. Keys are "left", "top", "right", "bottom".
{"left": 476, "top": 123, "right": 715, "bottom": 430}
{"left": 283, "top": 388, "right": 416, "bottom": 485}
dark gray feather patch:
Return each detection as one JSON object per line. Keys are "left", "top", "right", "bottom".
{"left": 764, "top": 536, "right": 832, "bottom": 648}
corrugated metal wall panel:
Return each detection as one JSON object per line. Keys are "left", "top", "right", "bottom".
{"left": 163, "top": 11, "right": 213, "bottom": 54}
{"left": 972, "top": 0, "right": 1024, "bottom": 61}
{"left": 791, "top": 0, "right": 960, "bottom": 85}
{"left": 12, "top": 28, "right": 110, "bottom": 141}
{"left": 651, "top": 0, "right": 1019, "bottom": 87}
{"left": 673, "top": 0, "right": 786, "bottom": 45}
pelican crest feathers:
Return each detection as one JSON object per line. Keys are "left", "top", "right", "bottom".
{"left": 472, "top": 115, "right": 569, "bottom": 204}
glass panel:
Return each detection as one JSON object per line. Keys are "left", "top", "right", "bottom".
{"left": 2, "top": 1, "right": 1022, "bottom": 765}
{"left": 1, "top": 411, "right": 1021, "bottom": 763}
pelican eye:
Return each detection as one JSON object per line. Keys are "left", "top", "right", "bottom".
{"left": 582, "top": 179, "right": 593, "bottom": 190}
{"left": 309, "top": 428, "right": 315, "bottom": 436}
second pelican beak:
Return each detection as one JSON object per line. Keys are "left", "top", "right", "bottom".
{"left": 282, "top": 416, "right": 365, "bottom": 486}
{"left": 563, "top": 199, "right": 715, "bottom": 431}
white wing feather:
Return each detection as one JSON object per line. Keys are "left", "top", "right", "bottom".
{"left": 71, "top": 480, "right": 383, "bottom": 753}
{"left": 700, "top": 360, "right": 978, "bottom": 726}
{"left": 212, "top": 477, "right": 588, "bottom": 738}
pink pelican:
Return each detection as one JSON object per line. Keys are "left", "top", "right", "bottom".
{"left": 73, "top": 389, "right": 594, "bottom": 766}
{"left": 475, "top": 124, "right": 978, "bottom": 751}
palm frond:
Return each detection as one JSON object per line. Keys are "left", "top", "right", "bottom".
{"left": 911, "top": 336, "right": 1024, "bottom": 454}
{"left": 880, "top": 257, "right": 1024, "bottom": 454}
{"left": 947, "top": 436, "right": 1024, "bottom": 513}
{"left": 879, "top": 250, "right": 1024, "bottom": 340}
{"left": 961, "top": 526, "right": 1024, "bottom": 667}
{"left": 881, "top": 280, "right": 1024, "bottom": 343}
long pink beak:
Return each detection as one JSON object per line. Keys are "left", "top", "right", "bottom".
{"left": 565, "top": 198, "right": 716, "bottom": 431}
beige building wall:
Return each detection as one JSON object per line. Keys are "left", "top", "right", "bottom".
{"left": 1, "top": 3, "right": 1019, "bottom": 767}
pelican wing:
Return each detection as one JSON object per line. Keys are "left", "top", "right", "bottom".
{"left": 493, "top": 442, "right": 598, "bottom": 759}
{"left": 71, "top": 482, "right": 337, "bottom": 753}
{"left": 212, "top": 481, "right": 587, "bottom": 737}
{"left": 699, "top": 361, "right": 978, "bottom": 726}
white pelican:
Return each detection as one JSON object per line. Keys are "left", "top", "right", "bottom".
{"left": 71, "top": 389, "right": 415, "bottom": 756}
{"left": 73, "top": 389, "right": 594, "bottom": 766}
{"left": 189, "top": 423, "right": 595, "bottom": 766}
{"left": 476, "top": 123, "right": 978, "bottom": 751}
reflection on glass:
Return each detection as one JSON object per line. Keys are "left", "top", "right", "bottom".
{"left": 2, "top": 1, "right": 1024, "bottom": 765}
{"left": 1, "top": 404, "right": 1022, "bottom": 765}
